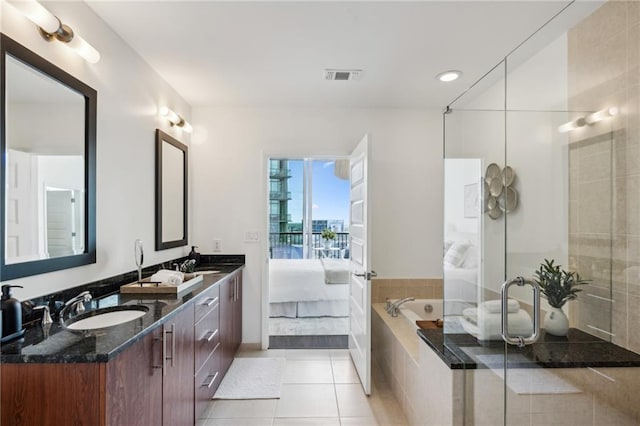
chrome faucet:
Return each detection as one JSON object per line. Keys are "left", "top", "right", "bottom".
{"left": 179, "top": 259, "right": 196, "bottom": 273}
{"left": 386, "top": 297, "right": 415, "bottom": 317}
{"left": 33, "top": 305, "right": 53, "bottom": 326}
{"left": 59, "top": 291, "right": 92, "bottom": 324}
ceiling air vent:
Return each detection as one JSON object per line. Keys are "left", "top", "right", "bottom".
{"left": 324, "top": 69, "right": 363, "bottom": 81}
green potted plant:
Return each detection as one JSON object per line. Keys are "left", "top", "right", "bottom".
{"left": 533, "top": 259, "right": 588, "bottom": 336}
{"left": 321, "top": 228, "right": 336, "bottom": 248}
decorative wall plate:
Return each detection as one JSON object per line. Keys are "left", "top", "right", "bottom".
{"left": 488, "top": 177, "right": 503, "bottom": 197}
{"left": 488, "top": 205, "right": 503, "bottom": 219}
{"left": 502, "top": 166, "right": 515, "bottom": 186}
{"left": 485, "top": 163, "right": 501, "bottom": 182}
{"left": 498, "top": 186, "right": 518, "bottom": 213}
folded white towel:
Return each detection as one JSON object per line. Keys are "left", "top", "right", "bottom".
{"left": 481, "top": 299, "right": 520, "bottom": 314}
{"left": 150, "top": 270, "right": 184, "bottom": 285}
{"left": 478, "top": 309, "right": 532, "bottom": 340}
{"left": 460, "top": 307, "right": 533, "bottom": 341}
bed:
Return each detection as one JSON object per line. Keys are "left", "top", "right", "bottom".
{"left": 443, "top": 236, "right": 480, "bottom": 306}
{"left": 269, "top": 258, "right": 350, "bottom": 318}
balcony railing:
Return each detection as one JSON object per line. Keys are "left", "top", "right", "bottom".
{"left": 269, "top": 213, "right": 291, "bottom": 222}
{"left": 269, "top": 232, "right": 349, "bottom": 259}
{"left": 269, "top": 191, "right": 292, "bottom": 200}
{"left": 269, "top": 168, "right": 292, "bottom": 179}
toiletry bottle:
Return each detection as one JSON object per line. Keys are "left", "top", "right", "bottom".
{"left": 1, "top": 285, "right": 24, "bottom": 340}
{"left": 189, "top": 246, "right": 201, "bottom": 267}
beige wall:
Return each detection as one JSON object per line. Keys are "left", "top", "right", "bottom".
{"left": 372, "top": 278, "right": 443, "bottom": 303}
{"left": 568, "top": 1, "right": 640, "bottom": 353}
{"left": 191, "top": 106, "right": 444, "bottom": 343}
{"left": 1, "top": 2, "right": 192, "bottom": 301}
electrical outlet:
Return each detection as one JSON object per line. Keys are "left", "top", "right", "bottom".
{"left": 245, "top": 231, "right": 259, "bottom": 242}
{"left": 213, "top": 239, "right": 222, "bottom": 252}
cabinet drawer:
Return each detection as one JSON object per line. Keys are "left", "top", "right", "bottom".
{"left": 195, "top": 302, "right": 220, "bottom": 369}
{"left": 194, "top": 344, "right": 222, "bottom": 419}
{"left": 195, "top": 284, "right": 220, "bottom": 323}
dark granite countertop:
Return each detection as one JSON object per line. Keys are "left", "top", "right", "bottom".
{"left": 418, "top": 327, "right": 640, "bottom": 370}
{"left": 1, "top": 257, "right": 244, "bottom": 364}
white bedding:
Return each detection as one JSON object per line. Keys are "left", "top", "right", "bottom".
{"left": 444, "top": 264, "right": 478, "bottom": 304}
{"left": 321, "top": 258, "right": 350, "bottom": 284}
{"left": 444, "top": 264, "right": 477, "bottom": 285}
{"left": 269, "top": 259, "right": 349, "bottom": 304}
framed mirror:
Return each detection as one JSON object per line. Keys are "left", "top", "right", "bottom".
{"left": 155, "top": 129, "right": 188, "bottom": 250}
{"left": 0, "top": 34, "right": 97, "bottom": 280}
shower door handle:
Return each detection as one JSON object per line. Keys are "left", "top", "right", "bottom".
{"left": 500, "top": 277, "right": 541, "bottom": 348}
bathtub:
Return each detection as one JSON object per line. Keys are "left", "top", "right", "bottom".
{"left": 398, "top": 299, "right": 472, "bottom": 328}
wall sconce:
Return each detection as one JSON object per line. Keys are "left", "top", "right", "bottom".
{"left": 8, "top": 0, "right": 101, "bottom": 64}
{"left": 159, "top": 107, "right": 193, "bottom": 133}
{"left": 558, "top": 107, "right": 618, "bottom": 133}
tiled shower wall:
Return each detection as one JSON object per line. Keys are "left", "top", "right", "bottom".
{"left": 568, "top": 1, "right": 640, "bottom": 353}
{"left": 371, "top": 278, "right": 443, "bottom": 303}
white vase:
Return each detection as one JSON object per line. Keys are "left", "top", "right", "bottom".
{"left": 544, "top": 307, "right": 569, "bottom": 336}
{"left": 323, "top": 240, "right": 332, "bottom": 249}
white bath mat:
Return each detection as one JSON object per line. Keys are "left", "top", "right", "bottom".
{"left": 213, "top": 357, "right": 286, "bottom": 399}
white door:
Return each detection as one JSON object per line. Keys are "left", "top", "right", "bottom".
{"left": 348, "top": 134, "right": 374, "bottom": 395}
{"left": 45, "top": 189, "right": 75, "bottom": 258}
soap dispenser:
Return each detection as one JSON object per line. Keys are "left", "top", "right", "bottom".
{"left": 188, "top": 246, "right": 201, "bottom": 267}
{"left": 1, "top": 285, "right": 24, "bottom": 342}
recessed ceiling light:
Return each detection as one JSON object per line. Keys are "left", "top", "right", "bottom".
{"left": 436, "top": 70, "right": 462, "bottom": 82}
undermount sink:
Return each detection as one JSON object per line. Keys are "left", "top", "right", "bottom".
{"left": 65, "top": 305, "right": 149, "bottom": 331}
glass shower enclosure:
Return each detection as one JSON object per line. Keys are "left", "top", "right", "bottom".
{"left": 442, "top": 1, "right": 640, "bottom": 424}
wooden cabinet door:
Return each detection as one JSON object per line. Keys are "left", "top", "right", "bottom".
{"left": 1, "top": 363, "right": 102, "bottom": 426}
{"left": 105, "top": 328, "right": 163, "bottom": 426}
{"left": 163, "top": 304, "right": 195, "bottom": 426}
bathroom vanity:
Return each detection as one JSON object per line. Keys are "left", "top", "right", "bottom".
{"left": 0, "top": 259, "right": 243, "bottom": 425}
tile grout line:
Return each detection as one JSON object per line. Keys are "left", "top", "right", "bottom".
{"left": 330, "top": 350, "right": 345, "bottom": 426}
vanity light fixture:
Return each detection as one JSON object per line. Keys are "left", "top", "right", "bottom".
{"left": 8, "top": 0, "right": 101, "bottom": 64}
{"left": 159, "top": 107, "right": 193, "bottom": 133}
{"left": 558, "top": 107, "right": 618, "bottom": 133}
{"left": 436, "top": 70, "right": 462, "bottom": 82}
{"left": 585, "top": 107, "right": 619, "bottom": 125}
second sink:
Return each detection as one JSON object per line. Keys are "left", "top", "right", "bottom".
{"left": 65, "top": 305, "right": 149, "bottom": 331}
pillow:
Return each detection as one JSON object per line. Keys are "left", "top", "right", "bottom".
{"left": 444, "top": 241, "right": 471, "bottom": 267}
{"left": 444, "top": 239, "right": 454, "bottom": 255}
{"left": 461, "top": 245, "right": 478, "bottom": 269}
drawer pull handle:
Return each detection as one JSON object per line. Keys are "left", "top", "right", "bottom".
{"left": 204, "top": 329, "right": 219, "bottom": 342}
{"left": 213, "top": 341, "right": 221, "bottom": 353}
{"left": 202, "top": 372, "right": 219, "bottom": 388}
{"left": 203, "top": 296, "right": 219, "bottom": 307}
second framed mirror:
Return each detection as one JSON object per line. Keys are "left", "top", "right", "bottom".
{"left": 155, "top": 129, "right": 188, "bottom": 250}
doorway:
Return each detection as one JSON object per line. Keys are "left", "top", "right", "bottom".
{"left": 267, "top": 157, "right": 351, "bottom": 349}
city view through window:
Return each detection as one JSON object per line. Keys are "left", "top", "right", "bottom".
{"left": 269, "top": 158, "right": 350, "bottom": 259}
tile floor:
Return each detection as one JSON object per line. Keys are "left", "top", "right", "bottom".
{"left": 198, "top": 347, "right": 408, "bottom": 426}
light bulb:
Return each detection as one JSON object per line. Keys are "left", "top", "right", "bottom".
{"left": 181, "top": 121, "right": 193, "bottom": 133}
{"left": 8, "top": 0, "right": 59, "bottom": 34}
{"left": 585, "top": 107, "right": 619, "bottom": 124}
{"left": 159, "top": 107, "right": 181, "bottom": 125}
{"left": 436, "top": 70, "right": 462, "bottom": 82}
{"left": 66, "top": 33, "right": 101, "bottom": 64}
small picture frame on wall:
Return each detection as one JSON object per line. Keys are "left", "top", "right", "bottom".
{"left": 464, "top": 183, "right": 479, "bottom": 218}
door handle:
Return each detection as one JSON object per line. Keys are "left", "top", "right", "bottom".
{"left": 202, "top": 372, "right": 219, "bottom": 388}
{"left": 354, "top": 270, "right": 377, "bottom": 280}
{"left": 202, "top": 296, "right": 219, "bottom": 307}
{"left": 203, "top": 329, "right": 218, "bottom": 342}
{"left": 161, "top": 323, "right": 175, "bottom": 373}
{"left": 500, "top": 277, "right": 540, "bottom": 348}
